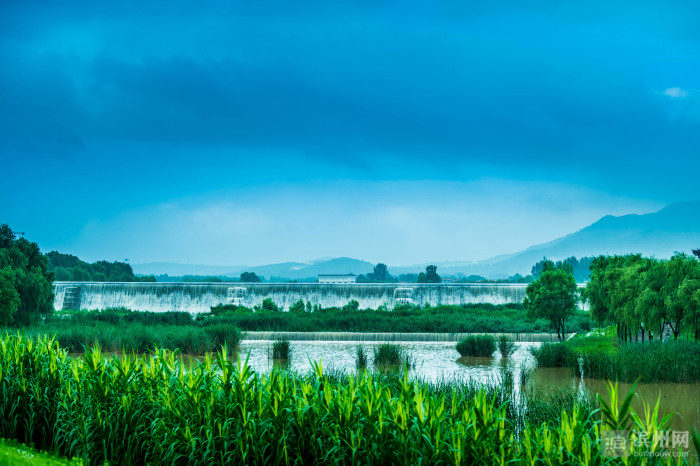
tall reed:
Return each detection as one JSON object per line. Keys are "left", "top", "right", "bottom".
{"left": 355, "top": 345, "right": 368, "bottom": 369}
{"left": 372, "top": 343, "right": 415, "bottom": 370}
{"left": 272, "top": 337, "right": 291, "bottom": 359}
{"left": 0, "top": 333, "right": 696, "bottom": 465}
{"left": 497, "top": 335, "right": 516, "bottom": 358}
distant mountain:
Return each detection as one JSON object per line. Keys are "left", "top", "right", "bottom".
{"left": 134, "top": 202, "right": 700, "bottom": 281}
{"left": 131, "top": 262, "right": 248, "bottom": 277}
{"left": 242, "top": 257, "right": 375, "bottom": 279}
{"left": 416, "top": 201, "right": 700, "bottom": 278}
{"left": 134, "top": 257, "right": 375, "bottom": 280}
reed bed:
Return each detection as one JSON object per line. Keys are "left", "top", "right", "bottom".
{"left": 372, "top": 343, "right": 415, "bottom": 370}
{"left": 21, "top": 322, "right": 242, "bottom": 355}
{"left": 0, "top": 333, "right": 697, "bottom": 465}
{"left": 355, "top": 345, "right": 368, "bottom": 369}
{"left": 531, "top": 339, "right": 700, "bottom": 383}
{"left": 456, "top": 335, "right": 496, "bottom": 357}
{"left": 271, "top": 337, "right": 291, "bottom": 360}
{"left": 497, "top": 335, "right": 516, "bottom": 358}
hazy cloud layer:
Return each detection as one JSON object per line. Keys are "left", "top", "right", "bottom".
{"left": 1, "top": 1, "right": 698, "bottom": 264}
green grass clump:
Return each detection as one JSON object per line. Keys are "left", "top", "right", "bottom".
{"left": 0, "top": 438, "right": 84, "bottom": 465}
{"left": 456, "top": 335, "right": 496, "bottom": 357}
{"left": 0, "top": 333, "right": 696, "bottom": 465}
{"left": 372, "top": 343, "right": 415, "bottom": 369}
{"left": 529, "top": 342, "right": 576, "bottom": 367}
{"left": 355, "top": 345, "right": 368, "bottom": 369}
{"left": 272, "top": 337, "right": 291, "bottom": 359}
{"left": 497, "top": 335, "right": 516, "bottom": 358}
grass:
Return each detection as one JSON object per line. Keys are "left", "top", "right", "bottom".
{"left": 206, "top": 302, "right": 592, "bottom": 334}
{"left": 355, "top": 345, "right": 368, "bottom": 369}
{"left": 272, "top": 337, "right": 291, "bottom": 359}
{"left": 0, "top": 439, "right": 84, "bottom": 465}
{"left": 456, "top": 335, "right": 496, "bottom": 357}
{"left": 19, "top": 310, "right": 242, "bottom": 355}
{"left": 372, "top": 343, "right": 415, "bottom": 370}
{"left": 497, "top": 335, "right": 516, "bottom": 358}
{"left": 530, "top": 327, "right": 700, "bottom": 382}
{"left": 0, "top": 333, "right": 697, "bottom": 465}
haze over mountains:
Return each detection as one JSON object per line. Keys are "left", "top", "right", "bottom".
{"left": 133, "top": 202, "right": 700, "bottom": 280}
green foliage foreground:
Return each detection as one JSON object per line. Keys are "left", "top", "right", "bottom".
{"left": 1, "top": 334, "right": 698, "bottom": 465}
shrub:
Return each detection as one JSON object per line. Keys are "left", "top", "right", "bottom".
{"left": 529, "top": 343, "right": 575, "bottom": 367}
{"left": 373, "top": 343, "right": 415, "bottom": 369}
{"left": 204, "top": 324, "right": 242, "bottom": 354}
{"left": 456, "top": 335, "right": 496, "bottom": 357}
{"left": 272, "top": 337, "right": 291, "bottom": 359}
{"left": 261, "top": 298, "right": 280, "bottom": 312}
{"left": 497, "top": 335, "right": 516, "bottom": 358}
{"left": 289, "top": 299, "right": 306, "bottom": 314}
{"left": 355, "top": 345, "right": 368, "bottom": 370}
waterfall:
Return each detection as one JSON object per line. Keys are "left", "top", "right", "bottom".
{"left": 52, "top": 282, "right": 577, "bottom": 314}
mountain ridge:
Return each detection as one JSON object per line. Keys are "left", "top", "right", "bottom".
{"left": 133, "top": 201, "right": 700, "bottom": 279}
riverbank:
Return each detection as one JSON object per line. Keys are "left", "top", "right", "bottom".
{"left": 531, "top": 327, "right": 700, "bottom": 383}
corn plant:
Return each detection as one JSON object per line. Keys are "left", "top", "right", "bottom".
{"left": 0, "top": 333, "right": 697, "bottom": 465}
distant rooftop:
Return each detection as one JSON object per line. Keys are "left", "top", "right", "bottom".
{"left": 317, "top": 273, "right": 357, "bottom": 277}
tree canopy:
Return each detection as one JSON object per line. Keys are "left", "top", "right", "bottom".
{"left": 0, "top": 224, "right": 54, "bottom": 326}
{"left": 417, "top": 265, "right": 441, "bottom": 283}
{"left": 47, "top": 251, "right": 155, "bottom": 282}
{"left": 584, "top": 253, "right": 700, "bottom": 342}
{"left": 240, "top": 272, "right": 262, "bottom": 282}
{"left": 524, "top": 264, "right": 578, "bottom": 341}
{"left": 356, "top": 263, "right": 398, "bottom": 283}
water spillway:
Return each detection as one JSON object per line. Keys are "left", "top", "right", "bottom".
{"left": 52, "top": 282, "right": 533, "bottom": 313}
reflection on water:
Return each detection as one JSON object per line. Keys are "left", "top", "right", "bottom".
{"left": 531, "top": 367, "right": 700, "bottom": 433}
{"left": 237, "top": 340, "right": 539, "bottom": 382}
{"left": 236, "top": 340, "right": 700, "bottom": 434}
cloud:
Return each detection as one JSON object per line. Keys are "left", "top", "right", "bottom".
{"left": 663, "top": 87, "right": 689, "bottom": 98}
{"left": 53, "top": 180, "right": 661, "bottom": 266}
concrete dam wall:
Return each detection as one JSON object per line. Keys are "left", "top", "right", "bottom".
{"left": 53, "top": 282, "right": 533, "bottom": 314}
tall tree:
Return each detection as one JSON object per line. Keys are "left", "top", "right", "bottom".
{"left": 0, "top": 224, "right": 54, "bottom": 326}
{"left": 417, "top": 265, "right": 441, "bottom": 283}
{"left": 524, "top": 268, "right": 578, "bottom": 341}
{"left": 240, "top": 272, "right": 261, "bottom": 282}
{"left": 373, "top": 263, "right": 390, "bottom": 282}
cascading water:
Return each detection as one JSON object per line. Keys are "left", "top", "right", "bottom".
{"left": 52, "top": 282, "right": 538, "bottom": 313}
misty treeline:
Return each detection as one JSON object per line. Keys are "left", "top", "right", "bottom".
{"left": 531, "top": 256, "right": 594, "bottom": 283}
{"left": 0, "top": 224, "right": 53, "bottom": 326}
{"left": 584, "top": 253, "right": 700, "bottom": 342}
{"left": 48, "top": 251, "right": 156, "bottom": 282}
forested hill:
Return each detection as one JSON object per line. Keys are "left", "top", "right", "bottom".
{"left": 47, "top": 252, "right": 155, "bottom": 282}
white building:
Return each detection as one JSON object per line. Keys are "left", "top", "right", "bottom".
{"left": 318, "top": 274, "right": 357, "bottom": 284}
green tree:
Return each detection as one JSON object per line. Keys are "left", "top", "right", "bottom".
{"left": 417, "top": 265, "right": 441, "bottom": 283}
{"left": 524, "top": 268, "right": 578, "bottom": 341}
{"left": 0, "top": 225, "right": 54, "bottom": 326}
{"left": 0, "top": 267, "right": 20, "bottom": 325}
{"left": 240, "top": 272, "right": 261, "bottom": 282}
{"left": 261, "top": 298, "right": 279, "bottom": 312}
{"left": 289, "top": 299, "right": 306, "bottom": 314}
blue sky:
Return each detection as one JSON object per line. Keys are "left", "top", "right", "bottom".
{"left": 1, "top": 1, "right": 698, "bottom": 266}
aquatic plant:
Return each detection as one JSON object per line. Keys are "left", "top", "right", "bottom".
{"left": 372, "top": 343, "right": 415, "bottom": 369}
{"left": 0, "top": 333, "right": 696, "bottom": 465}
{"left": 272, "top": 336, "right": 291, "bottom": 359}
{"left": 355, "top": 345, "right": 368, "bottom": 369}
{"left": 456, "top": 335, "right": 496, "bottom": 357}
{"left": 497, "top": 335, "right": 516, "bottom": 358}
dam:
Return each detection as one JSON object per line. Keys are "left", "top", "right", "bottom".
{"left": 52, "top": 282, "right": 536, "bottom": 314}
